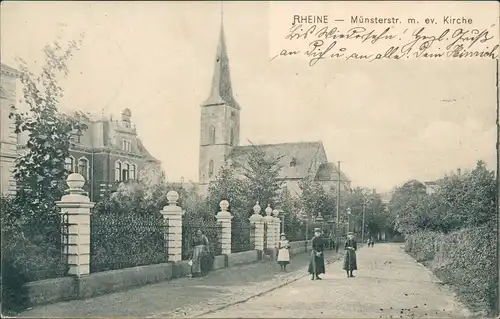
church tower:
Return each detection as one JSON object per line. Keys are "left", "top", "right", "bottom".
{"left": 199, "top": 17, "right": 241, "bottom": 189}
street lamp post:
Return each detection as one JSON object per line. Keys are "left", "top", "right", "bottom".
{"left": 347, "top": 207, "right": 351, "bottom": 233}
{"left": 362, "top": 202, "right": 366, "bottom": 243}
{"left": 327, "top": 216, "right": 335, "bottom": 250}
{"left": 316, "top": 212, "right": 324, "bottom": 234}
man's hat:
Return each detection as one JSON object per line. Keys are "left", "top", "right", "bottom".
{"left": 314, "top": 228, "right": 321, "bottom": 232}
{"left": 347, "top": 232, "right": 354, "bottom": 235}
{"left": 280, "top": 232, "right": 286, "bottom": 236}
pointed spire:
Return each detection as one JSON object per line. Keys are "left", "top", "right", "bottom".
{"left": 202, "top": 6, "right": 240, "bottom": 110}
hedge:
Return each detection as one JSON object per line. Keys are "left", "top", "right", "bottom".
{"left": 405, "top": 224, "right": 497, "bottom": 316}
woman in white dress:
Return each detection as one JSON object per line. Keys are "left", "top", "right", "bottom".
{"left": 277, "top": 233, "right": 290, "bottom": 271}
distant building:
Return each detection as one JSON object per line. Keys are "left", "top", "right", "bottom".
{"left": 379, "top": 192, "right": 392, "bottom": 205}
{"left": 424, "top": 181, "right": 439, "bottom": 195}
{"left": 18, "top": 108, "right": 161, "bottom": 201}
{"left": 0, "top": 63, "right": 19, "bottom": 196}
{"left": 197, "top": 21, "right": 351, "bottom": 198}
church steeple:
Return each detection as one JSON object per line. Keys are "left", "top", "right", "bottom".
{"left": 202, "top": 12, "right": 240, "bottom": 110}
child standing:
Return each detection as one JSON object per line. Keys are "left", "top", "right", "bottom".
{"left": 277, "top": 233, "right": 290, "bottom": 271}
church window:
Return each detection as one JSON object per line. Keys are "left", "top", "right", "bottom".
{"left": 77, "top": 157, "right": 89, "bottom": 180}
{"left": 230, "top": 127, "right": 234, "bottom": 145}
{"left": 115, "top": 161, "right": 122, "bottom": 181}
{"left": 208, "top": 160, "right": 214, "bottom": 178}
{"left": 65, "top": 156, "right": 75, "bottom": 173}
{"left": 209, "top": 126, "right": 216, "bottom": 144}
{"left": 231, "top": 111, "right": 236, "bottom": 118}
{"left": 290, "top": 157, "right": 297, "bottom": 167}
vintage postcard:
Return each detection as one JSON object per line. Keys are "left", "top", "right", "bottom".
{"left": 0, "top": 1, "right": 498, "bottom": 318}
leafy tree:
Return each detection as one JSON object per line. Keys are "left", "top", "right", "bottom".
{"left": 389, "top": 161, "right": 496, "bottom": 235}
{"left": 298, "top": 176, "right": 336, "bottom": 220}
{"left": 10, "top": 35, "right": 87, "bottom": 233}
{"left": 242, "top": 144, "right": 284, "bottom": 209}
{"left": 432, "top": 160, "right": 496, "bottom": 231}
{"left": 207, "top": 165, "right": 249, "bottom": 218}
{"left": 277, "top": 186, "right": 303, "bottom": 238}
{"left": 388, "top": 180, "right": 428, "bottom": 234}
{"left": 363, "top": 192, "right": 390, "bottom": 238}
{"left": 2, "top": 35, "right": 85, "bottom": 314}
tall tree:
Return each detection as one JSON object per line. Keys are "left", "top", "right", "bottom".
{"left": 298, "top": 175, "right": 337, "bottom": 226}
{"left": 10, "top": 35, "right": 86, "bottom": 234}
{"left": 207, "top": 165, "right": 248, "bottom": 218}
{"left": 2, "top": 35, "right": 86, "bottom": 313}
{"left": 243, "top": 144, "right": 284, "bottom": 210}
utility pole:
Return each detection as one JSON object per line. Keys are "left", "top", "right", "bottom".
{"left": 336, "top": 161, "right": 341, "bottom": 252}
{"left": 362, "top": 200, "right": 366, "bottom": 244}
{"left": 495, "top": 59, "right": 500, "bottom": 318}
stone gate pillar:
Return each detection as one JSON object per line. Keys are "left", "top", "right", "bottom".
{"left": 56, "top": 173, "right": 95, "bottom": 277}
{"left": 272, "top": 209, "right": 281, "bottom": 248}
{"left": 263, "top": 204, "right": 275, "bottom": 257}
{"left": 249, "top": 202, "right": 264, "bottom": 251}
{"left": 160, "top": 191, "right": 184, "bottom": 262}
{"left": 216, "top": 200, "right": 233, "bottom": 255}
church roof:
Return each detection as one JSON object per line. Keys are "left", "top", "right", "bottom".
{"left": 228, "top": 141, "right": 326, "bottom": 179}
{"left": 202, "top": 21, "right": 240, "bottom": 110}
{"left": 315, "top": 162, "right": 351, "bottom": 183}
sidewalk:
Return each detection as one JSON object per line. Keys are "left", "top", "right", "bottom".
{"left": 18, "top": 249, "right": 342, "bottom": 318}
{"left": 200, "top": 244, "right": 472, "bottom": 319}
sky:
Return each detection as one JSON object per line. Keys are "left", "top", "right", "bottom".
{"left": 1, "top": 1, "right": 498, "bottom": 193}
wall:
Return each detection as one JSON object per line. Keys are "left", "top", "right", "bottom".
{"left": 22, "top": 241, "right": 309, "bottom": 308}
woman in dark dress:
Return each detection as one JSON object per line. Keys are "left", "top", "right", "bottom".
{"left": 343, "top": 232, "right": 357, "bottom": 278}
{"left": 308, "top": 228, "right": 326, "bottom": 280}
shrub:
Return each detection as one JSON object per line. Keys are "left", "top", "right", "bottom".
{"left": 405, "top": 224, "right": 497, "bottom": 316}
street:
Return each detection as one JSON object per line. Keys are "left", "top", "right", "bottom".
{"left": 199, "top": 244, "right": 472, "bottom": 318}
{"left": 17, "top": 244, "right": 473, "bottom": 318}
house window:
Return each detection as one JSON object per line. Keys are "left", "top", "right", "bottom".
{"left": 122, "top": 140, "right": 132, "bottom": 152}
{"left": 64, "top": 157, "right": 75, "bottom": 173}
{"left": 290, "top": 157, "right": 296, "bottom": 167}
{"left": 122, "top": 163, "right": 130, "bottom": 181}
{"left": 77, "top": 157, "right": 89, "bottom": 180}
{"left": 115, "top": 161, "right": 122, "bottom": 181}
{"left": 209, "top": 126, "right": 215, "bottom": 144}
{"left": 130, "top": 164, "right": 136, "bottom": 179}
{"left": 208, "top": 160, "right": 214, "bottom": 178}
{"left": 230, "top": 111, "right": 236, "bottom": 118}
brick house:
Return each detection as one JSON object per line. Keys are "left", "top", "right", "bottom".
{"left": 0, "top": 63, "right": 19, "bottom": 196}
{"left": 18, "top": 108, "right": 161, "bottom": 202}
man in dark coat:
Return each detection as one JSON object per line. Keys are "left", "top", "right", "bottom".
{"left": 343, "top": 232, "right": 358, "bottom": 278}
{"left": 308, "top": 228, "right": 326, "bottom": 280}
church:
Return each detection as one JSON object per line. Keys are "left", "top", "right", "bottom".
{"left": 197, "top": 20, "right": 351, "bottom": 197}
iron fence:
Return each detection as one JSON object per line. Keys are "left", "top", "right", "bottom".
{"left": 182, "top": 218, "right": 222, "bottom": 260}
{"left": 283, "top": 220, "right": 306, "bottom": 242}
{"left": 231, "top": 219, "right": 255, "bottom": 253}
{"left": 90, "top": 213, "right": 168, "bottom": 273}
{"left": 18, "top": 213, "right": 70, "bottom": 282}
